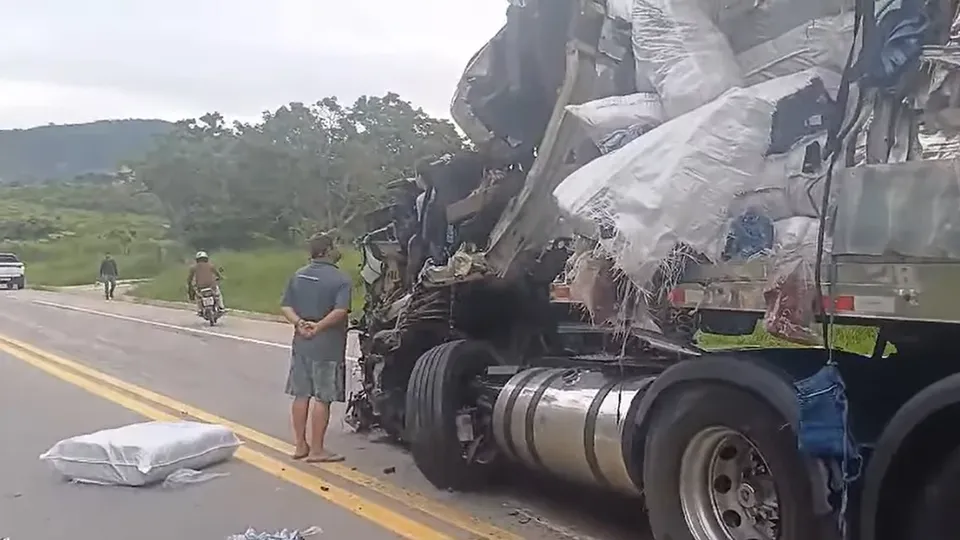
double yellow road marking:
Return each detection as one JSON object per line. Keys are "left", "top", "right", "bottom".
{"left": 0, "top": 334, "right": 522, "bottom": 540}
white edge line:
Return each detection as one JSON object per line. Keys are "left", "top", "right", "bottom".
{"left": 32, "top": 300, "right": 291, "bottom": 349}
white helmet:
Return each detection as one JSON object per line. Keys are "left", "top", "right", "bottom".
{"left": 195, "top": 251, "right": 208, "bottom": 260}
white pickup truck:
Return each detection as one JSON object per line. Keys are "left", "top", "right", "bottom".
{"left": 0, "top": 252, "right": 25, "bottom": 290}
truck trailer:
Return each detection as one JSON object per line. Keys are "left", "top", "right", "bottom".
{"left": 346, "top": 1, "right": 960, "bottom": 539}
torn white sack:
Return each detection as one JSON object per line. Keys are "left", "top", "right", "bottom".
{"left": 606, "top": 0, "right": 633, "bottom": 21}
{"left": 695, "top": 0, "right": 855, "bottom": 54}
{"left": 566, "top": 93, "right": 665, "bottom": 154}
{"left": 738, "top": 13, "right": 855, "bottom": 94}
{"left": 629, "top": 0, "right": 855, "bottom": 119}
{"left": 631, "top": 0, "right": 743, "bottom": 119}
{"left": 40, "top": 421, "right": 241, "bottom": 486}
{"left": 554, "top": 70, "right": 833, "bottom": 291}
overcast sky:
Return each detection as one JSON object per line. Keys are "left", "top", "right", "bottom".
{"left": 0, "top": 0, "right": 507, "bottom": 129}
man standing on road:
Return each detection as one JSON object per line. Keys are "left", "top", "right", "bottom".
{"left": 280, "top": 233, "right": 351, "bottom": 463}
{"left": 99, "top": 253, "right": 119, "bottom": 300}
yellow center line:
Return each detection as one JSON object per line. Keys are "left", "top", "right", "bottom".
{"left": 0, "top": 338, "right": 450, "bottom": 540}
{"left": 0, "top": 334, "right": 523, "bottom": 540}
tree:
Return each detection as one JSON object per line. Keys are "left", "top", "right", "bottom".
{"left": 132, "top": 93, "right": 465, "bottom": 250}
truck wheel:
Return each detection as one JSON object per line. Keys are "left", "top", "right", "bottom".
{"left": 405, "top": 339, "right": 497, "bottom": 491}
{"left": 906, "top": 446, "right": 960, "bottom": 539}
{"left": 643, "top": 384, "right": 820, "bottom": 540}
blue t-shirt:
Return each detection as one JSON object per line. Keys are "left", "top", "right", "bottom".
{"left": 280, "top": 260, "right": 352, "bottom": 362}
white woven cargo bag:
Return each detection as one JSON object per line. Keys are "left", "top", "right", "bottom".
{"left": 40, "top": 421, "right": 241, "bottom": 486}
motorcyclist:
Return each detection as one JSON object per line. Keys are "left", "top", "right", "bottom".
{"left": 187, "top": 251, "right": 224, "bottom": 313}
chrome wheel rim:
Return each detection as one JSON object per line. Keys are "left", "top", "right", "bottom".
{"left": 679, "top": 427, "right": 781, "bottom": 540}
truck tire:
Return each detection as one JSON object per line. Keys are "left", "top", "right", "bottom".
{"left": 643, "top": 383, "right": 821, "bottom": 540}
{"left": 405, "top": 339, "right": 498, "bottom": 491}
{"left": 906, "top": 445, "right": 960, "bottom": 539}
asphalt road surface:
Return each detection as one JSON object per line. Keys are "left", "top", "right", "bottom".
{"left": 0, "top": 288, "right": 651, "bottom": 540}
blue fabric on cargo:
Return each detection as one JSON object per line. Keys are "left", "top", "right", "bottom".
{"left": 722, "top": 211, "right": 774, "bottom": 260}
{"left": 794, "top": 363, "right": 862, "bottom": 538}
{"left": 858, "top": 5, "right": 929, "bottom": 89}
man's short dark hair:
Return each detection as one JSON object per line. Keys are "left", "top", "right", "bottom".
{"left": 309, "top": 233, "right": 334, "bottom": 259}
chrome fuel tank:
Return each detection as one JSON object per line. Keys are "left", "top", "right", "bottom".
{"left": 491, "top": 367, "right": 655, "bottom": 496}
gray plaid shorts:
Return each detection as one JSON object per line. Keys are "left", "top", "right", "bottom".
{"left": 284, "top": 353, "right": 345, "bottom": 403}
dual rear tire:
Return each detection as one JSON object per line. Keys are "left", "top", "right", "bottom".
{"left": 405, "top": 340, "right": 499, "bottom": 491}
{"left": 643, "top": 384, "right": 826, "bottom": 540}
{"left": 905, "top": 446, "right": 960, "bottom": 539}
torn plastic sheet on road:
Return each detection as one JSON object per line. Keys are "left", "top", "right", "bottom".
{"left": 40, "top": 421, "right": 241, "bottom": 486}
{"left": 161, "top": 467, "right": 231, "bottom": 488}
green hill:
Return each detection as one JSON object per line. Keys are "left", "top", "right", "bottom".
{"left": 0, "top": 184, "right": 179, "bottom": 286}
{"left": 0, "top": 119, "right": 173, "bottom": 184}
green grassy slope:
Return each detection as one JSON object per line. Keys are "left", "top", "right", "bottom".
{"left": 128, "top": 248, "right": 365, "bottom": 315}
{"left": 0, "top": 189, "right": 179, "bottom": 286}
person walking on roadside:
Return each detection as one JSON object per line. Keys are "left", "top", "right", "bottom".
{"left": 280, "top": 232, "right": 351, "bottom": 463}
{"left": 99, "top": 253, "right": 119, "bottom": 300}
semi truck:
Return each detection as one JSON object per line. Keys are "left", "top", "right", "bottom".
{"left": 346, "top": 0, "right": 960, "bottom": 539}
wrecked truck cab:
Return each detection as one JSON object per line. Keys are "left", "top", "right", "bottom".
{"left": 346, "top": 0, "right": 685, "bottom": 489}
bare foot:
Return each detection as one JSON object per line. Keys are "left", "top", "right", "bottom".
{"left": 291, "top": 445, "right": 310, "bottom": 460}
{"left": 305, "top": 451, "right": 344, "bottom": 463}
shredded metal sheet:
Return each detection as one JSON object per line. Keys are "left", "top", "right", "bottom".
{"left": 226, "top": 527, "right": 322, "bottom": 540}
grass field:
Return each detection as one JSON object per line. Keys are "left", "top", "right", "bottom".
{"left": 0, "top": 189, "right": 181, "bottom": 287}
{"left": 698, "top": 323, "right": 884, "bottom": 356}
{"left": 128, "top": 248, "right": 365, "bottom": 315}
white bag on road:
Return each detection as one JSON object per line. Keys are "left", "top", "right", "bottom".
{"left": 40, "top": 421, "right": 241, "bottom": 486}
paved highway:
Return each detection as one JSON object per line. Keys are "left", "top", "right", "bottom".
{"left": 0, "top": 288, "right": 650, "bottom": 540}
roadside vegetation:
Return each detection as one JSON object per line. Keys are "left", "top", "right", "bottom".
{"left": 0, "top": 185, "right": 181, "bottom": 286}
{"left": 1, "top": 93, "right": 454, "bottom": 303}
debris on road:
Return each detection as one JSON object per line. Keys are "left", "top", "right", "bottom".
{"left": 226, "top": 526, "right": 323, "bottom": 540}
{"left": 40, "top": 421, "right": 241, "bottom": 486}
{"left": 504, "top": 504, "right": 599, "bottom": 540}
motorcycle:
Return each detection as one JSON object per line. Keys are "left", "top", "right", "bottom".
{"left": 196, "top": 286, "right": 223, "bottom": 326}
